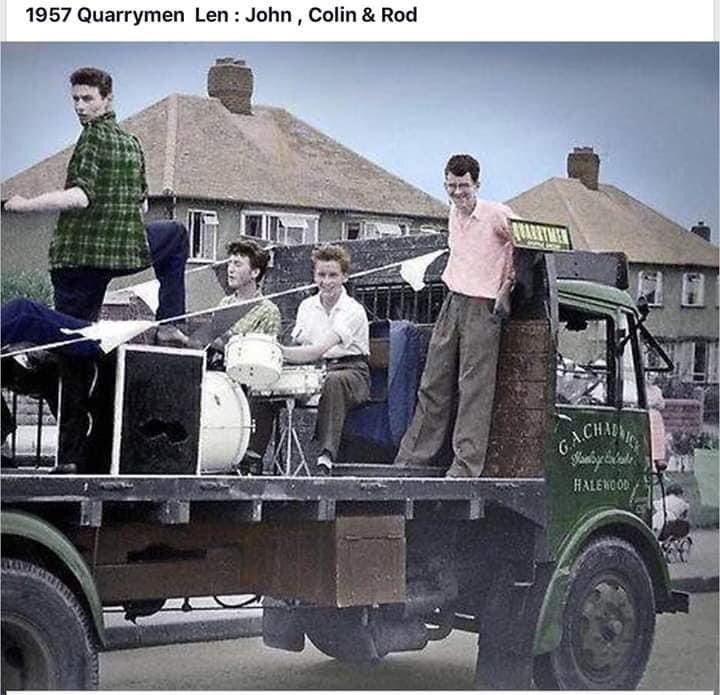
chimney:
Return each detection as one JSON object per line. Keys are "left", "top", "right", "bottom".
{"left": 207, "top": 58, "right": 254, "bottom": 115}
{"left": 690, "top": 221, "right": 711, "bottom": 242}
{"left": 567, "top": 146, "right": 600, "bottom": 190}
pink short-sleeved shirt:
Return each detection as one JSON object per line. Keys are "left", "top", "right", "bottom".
{"left": 441, "top": 199, "right": 515, "bottom": 299}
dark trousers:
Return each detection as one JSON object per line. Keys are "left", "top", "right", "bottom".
{"left": 247, "top": 397, "right": 279, "bottom": 461}
{"left": 47, "top": 221, "right": 188, "bottom": 470}
{"left": 2, "top": 298, "right": 96, "bottom": 358}
{"left": 50, "top": 220, "right": 189, "bottom": 322}
{"left": 315, "top": 360, "right": 370, "bottom": 460}
{"left": 1, "top": 298, "right": 99, "bottom": 452}
{"left": 395, "top": 292, "right": 502, "bottom": 477}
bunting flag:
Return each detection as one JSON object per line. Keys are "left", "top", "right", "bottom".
{"left": 399, "top": 249, "right": 447, "bottom": 291}
{"left": 61, "top": 320, "right": 156, "bottom": 353}
{"left": 128, "top": 279, "right": 160, "bottom": 314}
{"left": 2, "top": 247, "right": 449, "bottom": 359}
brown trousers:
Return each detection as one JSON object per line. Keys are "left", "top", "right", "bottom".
{"left": 395, "top": 292, "right": 502, "bottom": 477}
{"left": 315, "top": 360, "right": 370, "bottom": 460}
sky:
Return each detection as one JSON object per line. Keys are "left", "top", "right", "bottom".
{"left": 1, "top": 42, "right": 718, "bottom": 242}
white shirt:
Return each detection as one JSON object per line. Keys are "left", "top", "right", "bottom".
{"left": 291, "top": 288, "right": 369, "bottom": 359}
{"left": 652, "top": 494, "right": 689, "bottom": 535}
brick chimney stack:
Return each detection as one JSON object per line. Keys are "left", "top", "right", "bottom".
{"left": 567, "top": 146, "right": 600, "bottom": 190}
{"left": 690, "top": 221, "right": 711, "bottom": 242}
{"left": 207, "top": 58, "right": 254, "bottom": 115}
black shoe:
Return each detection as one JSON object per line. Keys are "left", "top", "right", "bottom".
{"left": 240, "top": 450, "right": 264, "bottom": 476}
{"left": 155, "top": 325, "right": 191, "bottom": 348}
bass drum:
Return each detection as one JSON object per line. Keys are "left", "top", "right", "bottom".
{"left": 199, "top": 371, "right": 252, "bottom": 474}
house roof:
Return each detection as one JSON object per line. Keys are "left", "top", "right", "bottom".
{"left": 2, "top": 94, "right": 448, "bottom": 221}
{"left": 506, "top": 177, "right": 718, "bottom": 268}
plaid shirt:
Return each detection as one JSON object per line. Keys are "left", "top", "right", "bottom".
{"left": 49, "top": 112, "right": 152, "bottom": 270}
{"left": 219, "top": 293, "right": 282, "bottom": 337}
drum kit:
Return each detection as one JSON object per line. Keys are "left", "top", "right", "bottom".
{"left": 224, "top": 333, "right": 327, "bottom": 399}
{"left": 199, "top": 333, "right": 326, "bottom": 475}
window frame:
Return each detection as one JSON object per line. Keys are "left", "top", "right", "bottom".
{"left": 186, "top": 208, "right": 219, "bottom": 261}
{"left": 681, "top": 272, "right": 705, "bottom": 307}
{"left": 637, "top": 269, "right": 663, "bottom": 307}
{"left": 241, "top": 209, "right": 319, "bottom": 246}
{"left": 691, "top": 340, "right": 708, "bottom": 383}
{"left": 342, "top": 219, "right": 410, "bottom": 241}
{"left": 554, "top": 310, "right": 618, "bottom": 408}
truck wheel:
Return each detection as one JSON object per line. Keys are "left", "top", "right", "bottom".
{"left": 533, "top": 536, "right": 655, "bottom": 690}
{"left": 303, "top": 607, "right": 382, "bottom": 663}
{"left": 1, "top": 558, "right": 99, "bottom": 691}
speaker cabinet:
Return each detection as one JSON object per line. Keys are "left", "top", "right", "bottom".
{"left": 111, "top": 345, "right": 205, "bottom": 475}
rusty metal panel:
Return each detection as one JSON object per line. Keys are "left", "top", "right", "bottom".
{"left": 500, "top": 321, "right": 552, "bottom": 353}
{"left": 496, "top": 355, "right": 549, "bottom": 382}
{"left": 497, "top": 381, "right": 547, "bottom": 409}
{"left": 485, "top": 319, "right": 553, "bottom": 478}
{"left": 484, "top": 437, "right": 546, "bottom": 477}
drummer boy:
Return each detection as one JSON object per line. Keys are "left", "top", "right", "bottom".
{"left": 213, "top": 239, "right": 282, "bottom": 472}
{"left": 281, "top": 245, "right": 370, "bottom": 474}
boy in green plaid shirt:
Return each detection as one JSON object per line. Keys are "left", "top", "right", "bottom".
{"left": 5, "top": 66, "right": 188, "bottom": 338}
{"left": 4, "top": 67, "right": 190, "bottom": 472}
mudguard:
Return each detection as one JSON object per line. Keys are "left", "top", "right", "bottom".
{"left": 533, "top": 507, "right": 672, "bottom": 655}
{"left": 1, "top": 510, "right": 105, "bottom": 644}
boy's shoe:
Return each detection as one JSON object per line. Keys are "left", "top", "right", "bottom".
{"left": 316, "top": 452, "right": 333, "bottom": 476}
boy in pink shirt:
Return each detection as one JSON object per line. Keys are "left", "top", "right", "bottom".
{"left": 395, "top": 154, "right": 515, "bottom": 477}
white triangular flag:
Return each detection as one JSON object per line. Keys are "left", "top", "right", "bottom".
{"left": 61, "top": 320, "right": 155, "bottom": 353}
{"left": 399, "top": 249, "right": 447, "bottom": 291}
{"left": 128, "top": 279, "right": 160, "bottom": 313}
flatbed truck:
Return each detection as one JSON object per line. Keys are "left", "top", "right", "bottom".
{"left": 1, "top": 246, "right": 689, "bottom": 690}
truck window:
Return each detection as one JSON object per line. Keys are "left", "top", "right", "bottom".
{"left": 619, "top": 312, "right": 641, "bottom": 408}
{"left": 556, "top": 311, "right": 614, "bottom": 406}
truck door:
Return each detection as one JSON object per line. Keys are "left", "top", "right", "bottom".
{"left": 548, "top": 307, "right": 650, "bottom": 553}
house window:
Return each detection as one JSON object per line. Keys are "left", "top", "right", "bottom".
{"left": 244, "top": 214, "right": 263, "bottom": 239}
{"left": 638, "top": 270, "right": 663, "bottom": 306}
{"left": 187, "top": 209, "right": 219, "bottom": 260}
{"left": 241, "top": 210, "right": 318, "bottom": 245}
{"left": 692, "top": 341, "right": 708, "bottom": 382}
{"left": 343, "top": 220, "right": 409, "bottom": 240}
{"left": 682, "top": 272, "right": 705, "bottom": 307}
{"left": 344, "top": 222, "right": 362, "bottom": 240}
{"left": 709, "top": 342, "right": 719, "bottom": 384}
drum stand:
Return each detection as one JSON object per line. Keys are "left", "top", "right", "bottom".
{"left": 272, "top": 398, "right": 311, "bottom": 477}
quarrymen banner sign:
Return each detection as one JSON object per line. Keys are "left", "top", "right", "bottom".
{"left": 510, "top": 219, "right": 573, "bottom": 252}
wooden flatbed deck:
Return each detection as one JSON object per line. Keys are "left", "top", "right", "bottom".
{"left": 1, "top": 470, "right": 546, "bottom": 527}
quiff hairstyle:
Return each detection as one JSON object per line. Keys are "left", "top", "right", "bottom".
{"left": 311, "top": 244, "right": 351, "bottom": 274}
{"left": 226, "top": 239, "right": 271, "bottom": 282}
{"left": 445, "top": 154, "right": 480, "bottom": 184}
{"left": 70, "top": 67, "right": 113, "bottom": 98}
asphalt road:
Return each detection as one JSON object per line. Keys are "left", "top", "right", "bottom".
{"left": 100, "top": 593, "right": 719, "bottom": 691}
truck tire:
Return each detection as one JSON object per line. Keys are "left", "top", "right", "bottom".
{"left": 303, "top": 607, "right": 382, "bottom": 663}
{"left": 533, "top": 536, "right": 655, "bottom": 690}
{"left": 1, "top": 558, "right": 99, "bottom": 691}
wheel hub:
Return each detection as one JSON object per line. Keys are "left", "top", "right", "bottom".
{"left": 2, "top": 617, "right": 54, "bottom": 690}
{"left": 574, "top": 578, "right": 636, "bottom": 677}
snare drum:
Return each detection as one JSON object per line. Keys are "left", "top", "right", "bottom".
{"left": 225, "top": 332, "right": 282, "bottom": 387}
{"left": 199, "top": 371, "right": 252, "bottom": 473}
{"left": 251, "top": 365, "right": 326, "bottom": 399}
